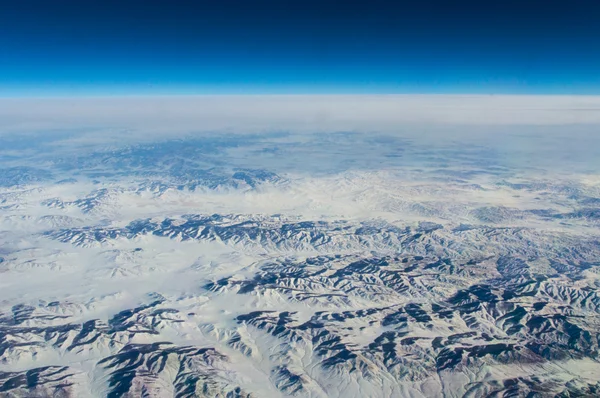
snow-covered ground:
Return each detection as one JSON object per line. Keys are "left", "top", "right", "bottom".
{"left": 1, "top": 96, "right": 600, "bottom": 397}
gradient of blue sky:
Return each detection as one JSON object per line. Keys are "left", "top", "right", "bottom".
{"left": 1, "top": 0, "right": 599, "bottom": 95}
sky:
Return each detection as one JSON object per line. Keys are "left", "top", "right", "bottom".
{"left": 1, "top": 0, "right": 600, "bottom": 95}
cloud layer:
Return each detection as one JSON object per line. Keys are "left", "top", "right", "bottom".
{"left": 1, "top": 95, "right": 600, "bottom": 137}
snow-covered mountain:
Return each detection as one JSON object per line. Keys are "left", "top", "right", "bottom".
{"left": 1, "top": 114, "right": 600, "bottom": 397}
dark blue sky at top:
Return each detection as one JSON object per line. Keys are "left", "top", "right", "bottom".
{"left": 1, "top": 0, "right": 600, "bottom": 95}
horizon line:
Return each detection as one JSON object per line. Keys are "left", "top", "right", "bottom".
{"left": 3, "top": 93, "right": 600, "bottom": 99}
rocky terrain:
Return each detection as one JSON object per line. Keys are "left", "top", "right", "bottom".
{"left": 1, "top": 131, "right": 600, "bottom": 397}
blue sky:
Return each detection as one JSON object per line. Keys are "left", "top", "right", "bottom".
{"left": 1, "top": 0, "right": 600, "bottom": 95}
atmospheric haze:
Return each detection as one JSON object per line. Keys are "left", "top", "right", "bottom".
{"left": 1, "top": 95, "right": 600, "bottom": 397}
